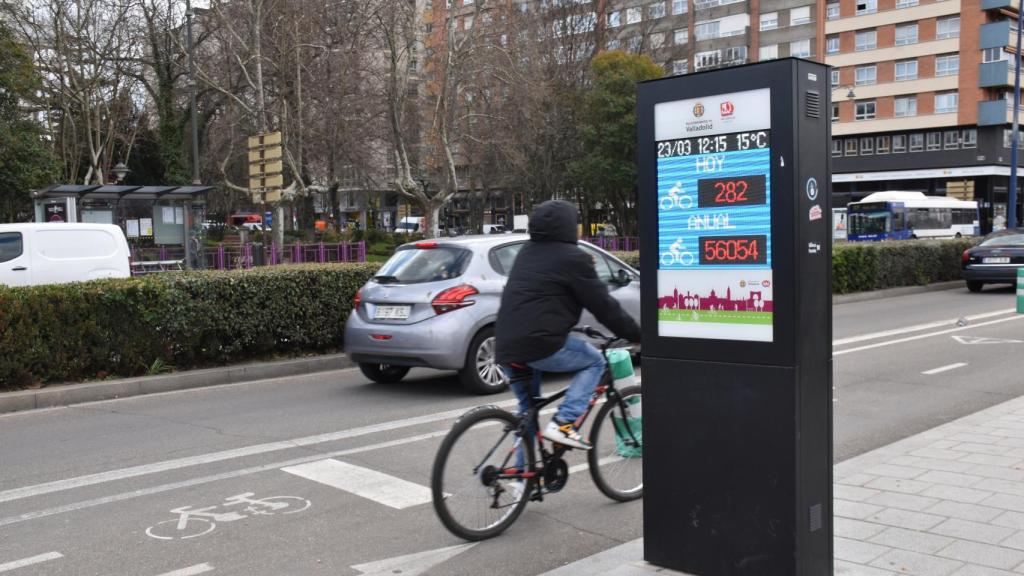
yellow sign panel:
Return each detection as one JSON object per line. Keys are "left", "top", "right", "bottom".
{"left": 247, "top": 131, "right": 282, "bottom": 149}
{"left": 249, "top": 174, "right": 284, "bottom": 190}
{"left": 248, "top": 160, "right": 283, "bottom": 176}
{"left": 265, "top": 189, "right": 283, "bottom": 203}
{"left": 247, "top": 146, "right": 283, "bottom": 163}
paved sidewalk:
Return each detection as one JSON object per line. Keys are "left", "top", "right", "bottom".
{"left": 542, "top": 393, "right": 1024, "bottom": 576}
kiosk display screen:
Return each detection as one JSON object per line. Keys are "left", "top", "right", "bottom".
{"left": 655, "top": 88, "right": 774, "bottom": 342}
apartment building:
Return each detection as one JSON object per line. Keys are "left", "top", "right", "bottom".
{"left": 827, "top": 0, "right": 1021, "bottom": 231}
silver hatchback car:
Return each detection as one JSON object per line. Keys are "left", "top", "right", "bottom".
{"left": 344, "top": 234, "right": 640, "bottom": 394}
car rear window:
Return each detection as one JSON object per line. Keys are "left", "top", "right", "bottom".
{"left": 980, "top": 233, "right": 1024, "bottom": 247}
{"left": 375, "top": 246, "right": 471, "bottom": 284}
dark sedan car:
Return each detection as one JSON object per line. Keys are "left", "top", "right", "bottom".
{"left": 962, "top": 228, "right": 1024, "bottom": 292}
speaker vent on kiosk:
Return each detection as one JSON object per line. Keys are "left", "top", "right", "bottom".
{"left": 810, "top": 503, "right": 823, "bottom": 532}
{"left": 805, "top": 90, "right": 821, "bottom": 118}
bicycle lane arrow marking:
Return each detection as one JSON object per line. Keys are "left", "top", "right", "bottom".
{"left": 281, "top": 459, "right": 432, "bottom": 509}
{"left": 351, "top": 543, "right": 477, "bottom": 576}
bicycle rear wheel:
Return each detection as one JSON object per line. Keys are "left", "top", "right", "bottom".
{"left": 588, "top": 385, "right": 643, "bottom": 501}
{"left": 431, "top": 406, "right": 535, "bottom": 540}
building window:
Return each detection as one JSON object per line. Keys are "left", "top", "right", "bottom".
{"left": 855, "top": 30, "right": 876, "bottom": 52}
{"left": 827, "top": 35, "right": 840, "bottom": 54}
{"left": 893, "top": 134, "right": 907, "bottom": 153}
{"left": 675, "top": 29, "right": 688, "bottom": 45}
{"left": 627, "top": 35, "right": 643, "bottom": 51}
{"left": 832, "top": 102, "right": 840, "bottom": 122}
{"left": 831, "top": 69, "right": 840, "bottom": 86}
{"left": 790, "top": 5, "right": 811, "bottom": 25}
{"left": 935, "top": 91, "right": 958, "bottom": 114}
{"left": 760, "top": 44, "right": 779, "bottom": 60}
{"left": 856, "top": 0, "right": 877, "bottom": 15}
{"left": 464, "top": 14, "right": 474, "bottom": 29}
{"left": 673, "top": 59, "right": 688, "bottom": 75}
{"left": 936, "top": 16, "right": 959, "bottom": 39}
{"left": 608, "top": 11, "right": 621, "bottom": 27}
{"left": 855, "top": 65, "right": 876, "bottom": 86}
{"left": 649, "top": 2, "right": 666, "bottom": 19}
{"left": 963, "top": 128, "right": 978, "bottom": 148}
{"left": 694, "top": 50, "right": 720, "bottom": 71}
{"left": 936, "top": 54, "right": 959, "bottom": 76}
{"left": 927, "top": 132, "right": 941, "bottom": 150}
{"left": 1003, "top": 129, "right": 1024, "bottom": 148}
{"left": 724, "top": 45, "right": 747, "bottom": 63}
{"left": 895, "top": 59, "right": 918, "bottom": 81}
{"left": 876, "top": 136, "right": 890, "bottom": 153}
{"left": 650, "top": 32, "right": 666, "bottom": 48}
{"left": 672, "top": 0, "right": 688, "bottom": 14}
{"left": 983, "top": 47, "right": 1008, "bottom": 63}
{"left": 626, "top": 7, "right": 641, "bottom": 23}
{"left": 944, "top": 130, "right": 959, "bottom": 149}
{"left": 760, "top": 12, "right": 778, "bottom": 31}
{"left": 790, "top": 38, "right": 811, "bottom": 58}
{"left": 895, "top": 24, "right": 918, "bottom": 46}
{"left": 894, "top": 96, "right": 917, "bottom": 117}
{"left": 695, "top": 20, "right": 720, "bottom": 40}
{"left": 896, "top": 0, "right": 918, "bottom": 6}
{"left": 855, "top": 99, "right": 876, "bottom": 120}
{"left": 827, "top": 2, "right": 840, "bottom": 19}
{"left": 607, "top": 38, "right": 621, "bottom": 49}
{"left": 845, "top": 139, "right": 858, "bottom": 156}
{"left": 861, "top": 137, "right": 874, "bottom": 155}
{"left": 832, "top": 139, "right": 842, "bottom": 156}
{"left": 909, "top": 133, "right": 924, "bottom": 151}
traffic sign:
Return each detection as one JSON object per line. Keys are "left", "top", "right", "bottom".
{"left": 248, "top": 131, "right": 283, "bottom": 204}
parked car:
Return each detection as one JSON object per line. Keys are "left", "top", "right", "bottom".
{"left": 962, "top": 228, "right": 1024, "bottom": 292}
{"left": 0, "top": 223, "right": 131, "bottom": 287}
{"left": 344, "top": 234, "right": 640, "bottom": 394}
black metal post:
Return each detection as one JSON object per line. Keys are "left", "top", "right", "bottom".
{"left": 1010, "top": 6, "right": 1022, "bottom": 229}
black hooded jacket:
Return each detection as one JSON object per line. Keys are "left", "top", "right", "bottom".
{"left": 495, "top": 200, "right": 642, "bottom": 364}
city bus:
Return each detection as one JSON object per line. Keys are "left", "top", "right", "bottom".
{"left": 847, "top": 191, "right": 979, "bottom": 241}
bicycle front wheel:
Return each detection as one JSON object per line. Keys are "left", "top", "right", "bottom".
{"left": 431, "top": 407, "right": 535, "bottom": 540}
{"left": 588, "top": 385, "right": 643, "bottom": 501}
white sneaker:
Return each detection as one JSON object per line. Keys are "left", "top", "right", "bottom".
{"left": 505, "top": 480, "right": 525, "bottom": 502}
{"left": 543, "top": 420, "right": 592, "bottom": 450}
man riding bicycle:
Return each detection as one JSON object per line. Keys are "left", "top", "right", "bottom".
{"left": 495, "top": 200, "right": 641, "bottom": 451}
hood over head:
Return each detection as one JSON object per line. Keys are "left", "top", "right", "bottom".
{"left": 528, "top": 200, "right": 578, "bottom": 244}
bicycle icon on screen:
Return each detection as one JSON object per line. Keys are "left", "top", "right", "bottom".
{"left": 660, "top": 182, "right": 695, "bottom": 211}
{"left": 660, "top": 237, "right": 695, "bottom": 267}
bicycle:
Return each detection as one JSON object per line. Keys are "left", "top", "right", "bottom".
{"left": 431, "top": 327, "right": 642, "bottom": 541}
{"left": 659, "top": 182, "right": 694, "bottom": 211}
{"left": 660, "top": 247, "right": 695, "bottom": 267}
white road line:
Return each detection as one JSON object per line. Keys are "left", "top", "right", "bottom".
{"left": 833, "top": 308, "right": 1016, "bottom": 346}
{"left": 0, "top": 430, "right": 449, "bottom": 529}
{"left": 155, "top": 564, "right": 214, "bottom": 576}
{"left": 922, "top": 362, "right": 969, "bottom": 375}
{"left": 834, "top": 315, "right": 1024, "bottom": 357}
{"left": 0, "top": 399, "right": 517, "bottom": 505}
{"left": 282, "top": 459, "right": 432, "bottom": 509}
{"left": 0, "top": 552, "right": 63, "bottom": 573}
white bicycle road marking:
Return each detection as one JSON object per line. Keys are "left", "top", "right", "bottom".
{"left": 0, "top": 552, "right": 63, "bottom": 573}
{"left": 922, "top": 362, "right": 968, "bottom": 376}
{"left": 282, "top": 459, "right": 432, "bottom": 510}
{"left": 834, "top": 315, "right": 1024, "bottom": 357}
{"left": 833, "top": 308, "right": 1016, "bottom": 346}
{"left": 146, "top": 492, "right": 311, "bottom": 540}
{"left": 155, "top": 564, "right": 214, "bottom": 576}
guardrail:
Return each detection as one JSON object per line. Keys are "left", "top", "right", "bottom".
{"left": 583, "top": 236, "right": 639, "bottom": 252}
{"left": 130, "top": 241, "right": 367, "bottom": 274}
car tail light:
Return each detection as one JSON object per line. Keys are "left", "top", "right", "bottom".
{"left": 371, "top": 334, "right": 392, "bottom": 341}
{"left": 962, "top": 250, "right": 970, "bottom": 265}
{"left": 432, "top": 284, "right": 478, "bottom": 315}
{"left": 415, "top": 241, "right": 438, "bottom": 249}
{"left": 354, "top": 289, "right": 362, "bottom": 310}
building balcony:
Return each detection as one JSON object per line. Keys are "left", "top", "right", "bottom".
{"left": 982, "top": 0, "right": 1019, "bottom": 11}
{"left": 978, "top": 99, "right": 1024, "bottom": 125}
{"left": 981, "top": 20, "right": 1016, "bottom": 50}
{"left": 980, "top": 60, "right": 1017, "bottom": 88}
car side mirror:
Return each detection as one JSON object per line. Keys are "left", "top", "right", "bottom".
{"left": 615, "top": 268, "right": 633, "bottom": 286}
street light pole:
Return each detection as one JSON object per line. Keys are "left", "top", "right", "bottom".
{"left": 1009, "top": 5, "right": 1022, "bottom": 229}
{"left": 186, "top": 0, "right": 200, "bottom": 186}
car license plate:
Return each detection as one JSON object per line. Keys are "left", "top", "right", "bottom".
{"left": 374, "top": 305, "right": 410, "bottom": 320}
{"left": 983, "top": 257, "right": 1011, "bottom": 264}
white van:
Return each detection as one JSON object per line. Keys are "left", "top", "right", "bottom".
{"left": 0, "top": 223, "right": 131, "bottom": 287}
{"left": 395, "top": 216, "right": 423, "bottom": 235}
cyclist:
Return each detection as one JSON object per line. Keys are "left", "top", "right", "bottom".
{"left": 495, "top": 200, "right": 641, "bottom": 451}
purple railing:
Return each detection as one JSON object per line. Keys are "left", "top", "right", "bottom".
{"left": 130, "top": 241, "right": 366, "bottom": 274}
{"left": 583, "top": 236, "right": 639, "bottom": 252}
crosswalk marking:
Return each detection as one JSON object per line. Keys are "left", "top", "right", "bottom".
{"left": 155, "top": 564, "right": 214, "bottom": 576}
{"left": 282, "top": 459, "right": 432, "bottom": 509}
{"left": 0, "top": 552, "right": 63, "bottom": 573}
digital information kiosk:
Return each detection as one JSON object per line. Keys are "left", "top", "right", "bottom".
{"left": 638, "top": 59, "right": 833, "bottom": 575}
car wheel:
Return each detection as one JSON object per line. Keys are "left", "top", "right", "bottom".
{"left": 459, "top": 327, "right": 507, "bottom": 395}
{"left": 359, "top": 363, "right": 411, "bottom": 384}
{"left": 966, "top": 281, "right": 984, "bottom": 293}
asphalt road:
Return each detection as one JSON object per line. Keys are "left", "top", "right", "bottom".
{"left": 0, "top": 284, "right": 1021, "bottom": 575}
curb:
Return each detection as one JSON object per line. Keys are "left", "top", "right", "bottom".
{"left": 832, "top": 280, "right": 963, "bottom": 305}
{"left": 0, "top": 353, "right": 354, "bottom": 415}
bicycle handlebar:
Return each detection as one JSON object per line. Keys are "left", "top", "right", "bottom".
{"left": 572, "top": 325, "right": 616, "bottom": 342}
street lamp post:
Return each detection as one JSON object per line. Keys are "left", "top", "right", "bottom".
{"left": 186, "top": 0, "right": 200, "bottom": 187}
{"left": 1011, "top": 6, "right": 1023, "bottom": 229}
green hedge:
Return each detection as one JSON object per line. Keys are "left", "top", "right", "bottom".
{"left": 0, "top": 263, "right": 378, "bottom": 388}
{"left": 612, "top": 238, "right": 978, "bottom": 295}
